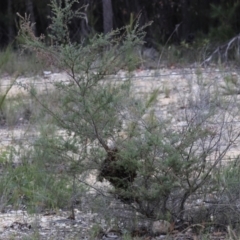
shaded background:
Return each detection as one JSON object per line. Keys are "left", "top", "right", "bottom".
{"left": 1, "top": 0, "right": 240, "bottom": 48}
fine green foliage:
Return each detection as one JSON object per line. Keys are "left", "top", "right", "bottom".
{"left": 17, "top": 0, "right": 149, "bottom": 216}
{"left": 15, "top": 0, "right": 240, "bottom": 233}
{"left": 0, "top": 140, "right": 73, "bottom": 212}
{"left": 0, "top": 46, "right": 48, "bottom": 76}
{"left": 210, "top": 1, "right": 240, "bottom": 41}
{"left": 48, "top": 0, "right": 87, "bottom": 45}
{"left": 221, "top": 74, "right": 240, "bottom": 95}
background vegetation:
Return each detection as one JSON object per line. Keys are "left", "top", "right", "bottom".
{"left": 1, "top": 0, "right": 240, "bottom": 48}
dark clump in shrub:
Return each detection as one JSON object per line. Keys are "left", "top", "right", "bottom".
{"left": 98, "top": 147, "right": 137, "bottom": 200}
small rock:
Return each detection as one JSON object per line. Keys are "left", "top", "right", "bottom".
{"left": 103, "top": 232, "right": 121, "bottom": 239}
{"left": 152, "top": 220, "right": 171, "bottom": 235}
{"left": 43, "top": 71, "right": 52, "bottom": 75}
{"left": 43, "top": 71, "right": 52, "bottom": 79}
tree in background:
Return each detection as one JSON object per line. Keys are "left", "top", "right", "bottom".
{"left": 102, "top": 0, "right": 113, "bottom": 34}
{"left": 1, "top": 0, "right": 240, "bottom": 47}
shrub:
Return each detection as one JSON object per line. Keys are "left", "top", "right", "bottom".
{"left": 17, "top": 0, "right": 240, "bottom": 231}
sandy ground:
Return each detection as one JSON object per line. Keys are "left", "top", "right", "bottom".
{"left": 1, "top": 67, "right": 240, "bottom": 161}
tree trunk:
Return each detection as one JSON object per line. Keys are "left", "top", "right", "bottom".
{"left": 102, "top": 0, "right": 113, "bottom": 34}
{"left": 181, "top": 0, "right": 190, "bottom": 41}
{"left": 7, "top": 0, "right": 14, "bottom": 43}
